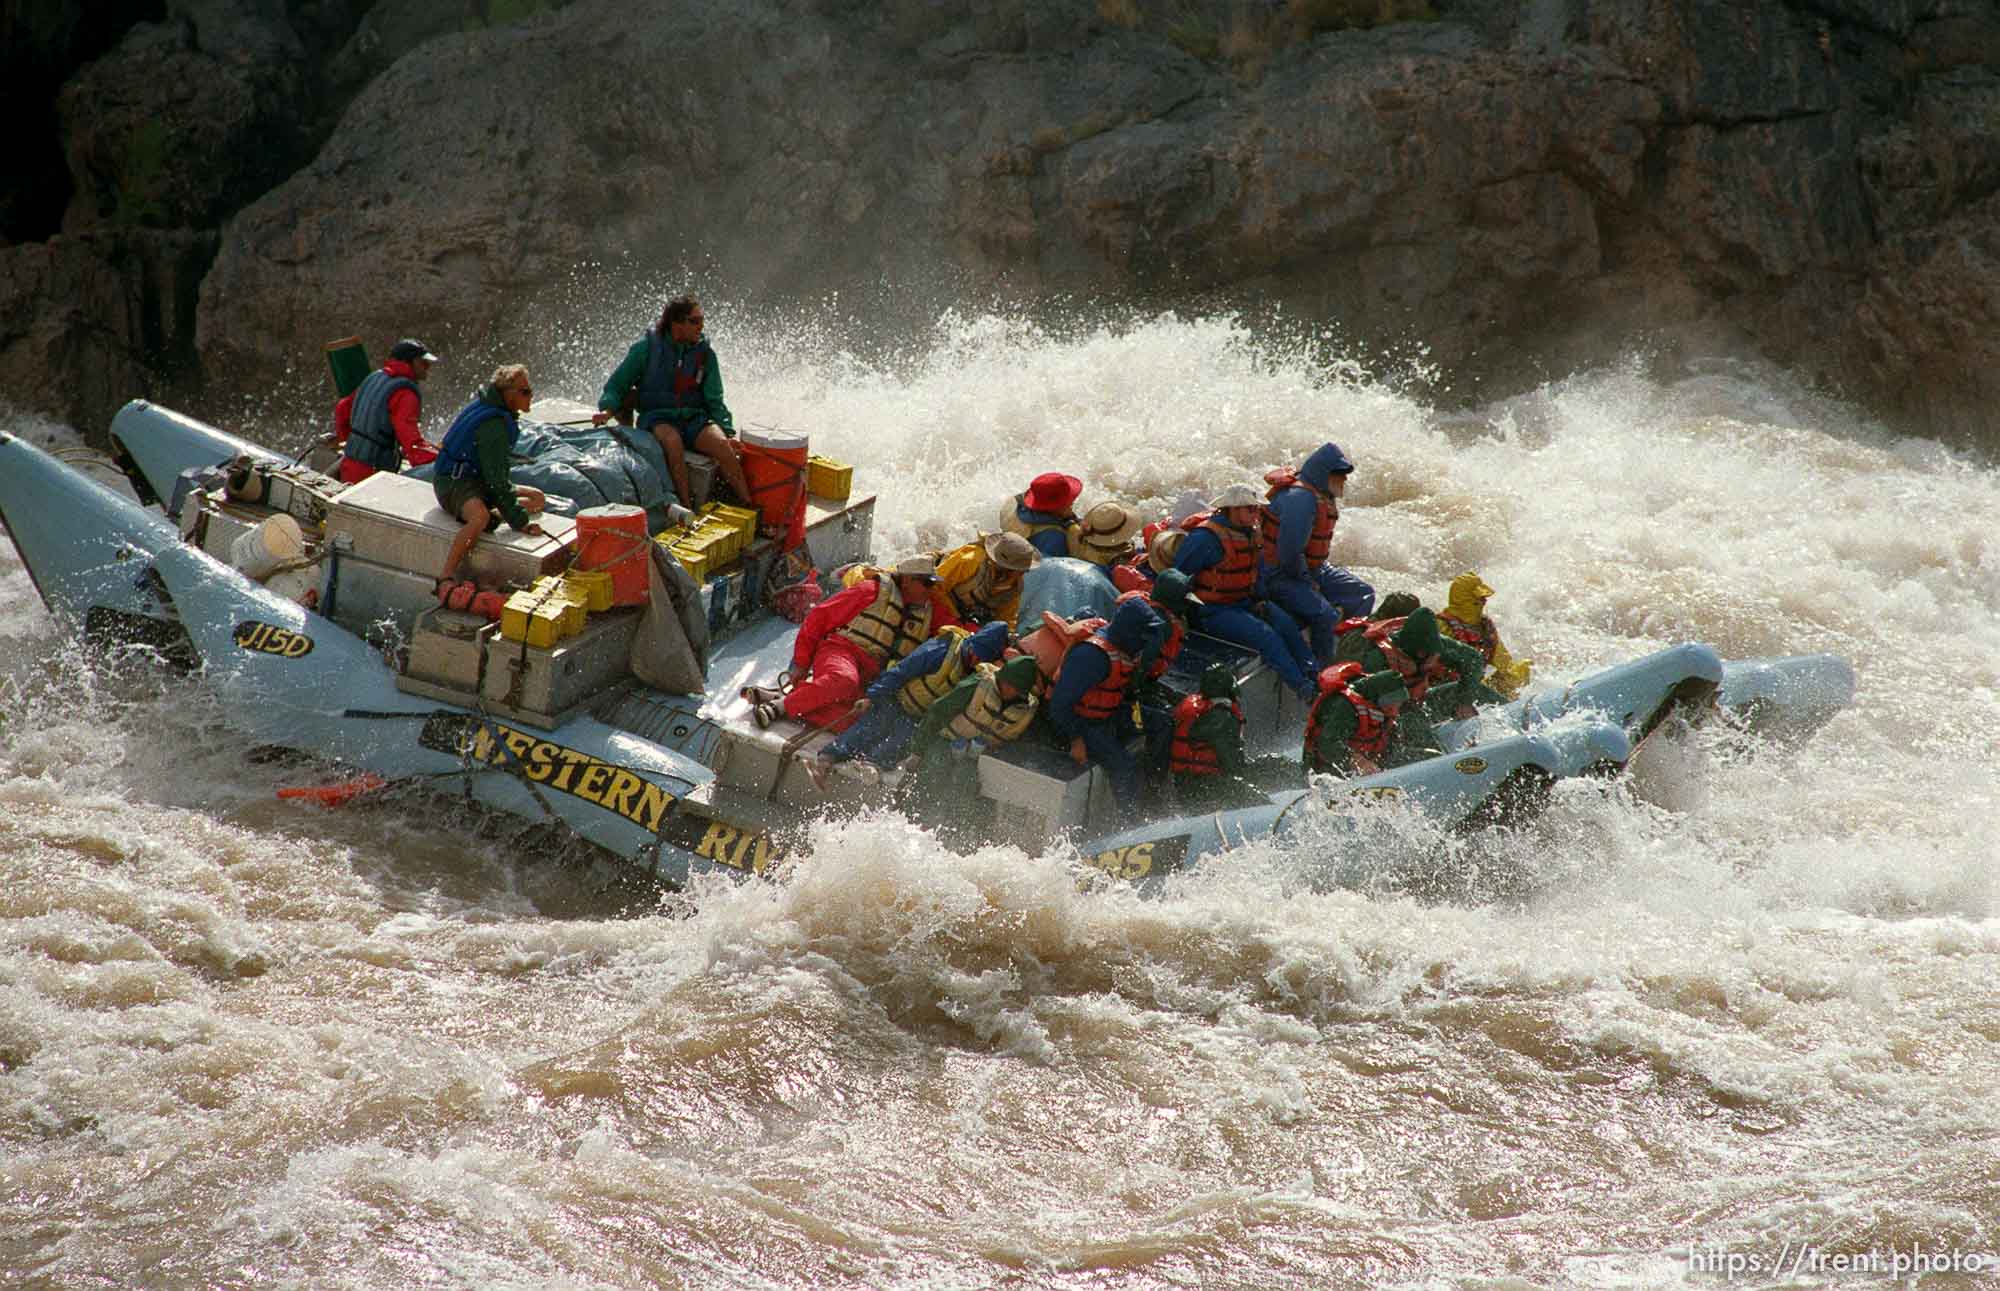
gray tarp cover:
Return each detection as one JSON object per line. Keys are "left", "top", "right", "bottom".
{"left": 414, "top": 420, "right": 683, "bottom": 533}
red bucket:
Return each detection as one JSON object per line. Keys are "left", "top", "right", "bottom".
{"left": 574, "top": 504, "right": 652, "bottom": 606}
{"left": 738, "top": 428, "right": 809, "bottom": 540}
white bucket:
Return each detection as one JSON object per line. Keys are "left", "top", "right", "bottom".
{"left": 230, "top": 512, "right": 305, "bottom": 582}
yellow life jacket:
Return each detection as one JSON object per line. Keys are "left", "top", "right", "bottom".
{"left": 833, "top": 574, "right": 935, "bottom": 665}
{"left": 939, "top": 663, "right": 1040, "bottom": 745}
{"left": 897, "top": 625, "right": 975, "bottom": 717}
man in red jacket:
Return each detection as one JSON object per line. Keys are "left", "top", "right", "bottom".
{"left": 333, "top": 339, "right": 441, "bottom": 483}
{"left": 750, "top": 556, "right": 960, "bottom": 731}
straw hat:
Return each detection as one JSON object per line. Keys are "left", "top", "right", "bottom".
{"left": 1074, "top": 502, "right": 1142, "bottom": 555}
{"left": 1144, "top": 526, "right": 1186, "bottom": 574}
{"left": 981, "top": 532, "right": 1040, "bottom": 572}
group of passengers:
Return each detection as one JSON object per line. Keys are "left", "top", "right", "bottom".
{"left": 750, "top": 440, "right": 1533, "bottom": 827}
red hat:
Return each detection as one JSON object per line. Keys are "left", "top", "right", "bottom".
{"left": 1025, "top": 472, "right": 1083, "bottom": 513}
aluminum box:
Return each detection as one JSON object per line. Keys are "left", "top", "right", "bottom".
{"left": 402, "top": 606, "right": 493, "bottom": 692}
{"left": 478, "top": 609, "right": 641, "bottom": 728}
{"left": 326, "top": 470, "right": 575, "bottom": 587}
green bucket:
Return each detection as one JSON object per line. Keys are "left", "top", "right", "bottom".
{"left": 324, "top": 336, "right": 371, "bottom": 398}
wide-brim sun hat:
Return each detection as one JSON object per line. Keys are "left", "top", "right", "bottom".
{"left": 1075, "top": 502, "right": 1142, "bottom": 552}
{"left": 982, "top": 531, "right": 1041, "bottom": 572}
{"left": 1024, "top": 472, "right": 1084, "bottom": 513}
{"left": 1146, "top": 527, "right": 1187, "bottom": 574}
{"left": 891, "top": 554, "right": 940, "bottom": 581}
{"left": 1207, "top": 483, "right": 1264, "bottom": 510}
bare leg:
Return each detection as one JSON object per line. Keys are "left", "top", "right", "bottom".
{"left": 652, "top": 425, "right": 692, "bottom": 509}
{"left": 441, "top": 496, "right": 491, "bottom": 582}
{"left": 694, "top": 422, "right": 752, "bottom": 504}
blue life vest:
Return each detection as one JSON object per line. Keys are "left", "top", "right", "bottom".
{"left": 342, "top": 369, "right": 421, "bottom": 471}
{"left": 433, "top": 393, "right": 519, "bottom": 481}
{"left": 636, "top": 330, "right": 712, "bottom": 428}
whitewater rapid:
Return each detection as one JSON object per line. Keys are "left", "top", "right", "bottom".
{"left": 3, "top": 307, "right": 1996, "bottom": 1289}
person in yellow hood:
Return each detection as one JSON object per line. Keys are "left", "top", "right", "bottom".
{"left": 931, "top": 531, "right": 1040, "bottom": 629}
{"left": 1438, "top": 572, "right": 1531, "bottom": 699}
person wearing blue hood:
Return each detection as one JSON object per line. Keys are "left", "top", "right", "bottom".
{"left": 1173, "top": 484, "right": 1318, "bottom": 702}
{"left": 1047, "top": 597, "right": 1167, "bottom": 816}
{"left": 810, "top": 619, "right": 1014, "bottom": 785}
{"left": 1260, "top": 442, "right": 1375, "bottom": 668}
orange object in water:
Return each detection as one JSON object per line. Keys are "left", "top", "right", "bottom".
{"left": 574, "top": 503, "right": 652, "bottom": 606}
{"left": 277, "top": 772, "right": 388, "bottom": 806}
{"left": 738, "top": 428, "right": 809, "bottom": 542}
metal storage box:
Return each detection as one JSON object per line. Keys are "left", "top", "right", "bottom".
{"left": 803, "top": 493, "right": 874, "bottom": 573}
{"left": 403, "top": 606, "right": 493, "bottom": 691}
{"left": 479, "top": 610, "right": 640, "bottom": 727}
{"left": 326, "top": 470, "right": 575, "bottom": 587}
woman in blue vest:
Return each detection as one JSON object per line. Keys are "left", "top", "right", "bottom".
{"left": 592, "top": 294, "right": 753, "bottom": 512}
{"left": 434, "top": 366, "right": 547, "bottom": 600}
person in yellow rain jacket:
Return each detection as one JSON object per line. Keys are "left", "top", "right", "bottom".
{"left": 932, "top": 531, "right": 1041, "bottom": 629}
{"left": 1436, "top": 572, "right": 1531, "bottom": 700}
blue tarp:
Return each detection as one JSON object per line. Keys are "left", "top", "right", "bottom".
{"left": 412, "top": 420, "right": 682, "bottom": 533}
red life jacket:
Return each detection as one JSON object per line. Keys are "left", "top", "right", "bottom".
{"left": 1109, "top": 562, "right": 1151, "bottom": 596}
{"left": 1257, "top": 467, "right": 1336, "bottom": 564}
{"left": 1062, "top": 629, "right": 1140, "bottom": 722}
{"left": 1170, "top": 693, "right": 1243, "bottom": 776}
{"left": 1439, "top": 611, "right": 1498, "bottom": 662}
{"left": 1188, "top": 517, "right": 1259, "bottom": 605}
{"left": 1353, "top": 617, "right": 1454, "bottom": 700}
{"left": 1304, "top": 662, "right": 1390, "bottom": 773}
{"left": 1115, "top": 587, "right": 1182, "bottom": 679}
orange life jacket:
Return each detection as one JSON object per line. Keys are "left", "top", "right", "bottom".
{"left": 1061, "top": 629, "right": 1140, "bottom": 723}
{"left": 1258, "top": 467, "right": 1335, "bottom": 564}
{"left": 1109, "top": 562, "right": 1151, "bottom": 596}
{"left": 1188, "top": 517, "right": 1259, "bottom": 605}
{"left": 1351, "top": 617, "right": 1453, "bottom": 700}
{"left": 1304, "top": 662, "right": 1390, "bottom": 773}
{"left": 1170, "top": 694, "right": 1243, "bottom": 776}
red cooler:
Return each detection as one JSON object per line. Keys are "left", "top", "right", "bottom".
{"left": 738, "top": 428, "right": 809, "bottom": 546}
{"left": 574, "top": 504, "right": 652, "bottom": 606}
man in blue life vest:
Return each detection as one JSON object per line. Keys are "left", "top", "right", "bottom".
{"left": 334, "top": 338, "right": 440, "bottom": 484}
{"left": 1172, "top": 484, "right": 1317, "bottom": 703}
{"left": 1262, "top": 441, "right": 1375, "bottom": 667}
{"left": 1001, "top": 471, "right": 1084, "bottom": 560}
{"left": 811, "top": 619, "right": 1013, "bottom": 784}
{"left": 433, "top": 366, "right": 548, "bottom": 596}
{"left": 1047, "top": 596, "right": 1166, "bottom": 817}
{"left": 592, "top": 294, "right": 753, "bottom": 513}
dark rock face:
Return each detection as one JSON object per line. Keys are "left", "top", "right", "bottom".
{"left": 0, "top": 0, "right": 167, "bottom": 243}
{"left": 8, "top": 0, "right": 2000, "bottom": 447}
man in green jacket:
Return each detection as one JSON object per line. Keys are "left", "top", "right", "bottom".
{"left": 901, "top": 655, "right": 1043, "bottom": 843}
{"left": 1335, "top": 606, "right": 1502, "bottom": 764}
{"left": 434, "top": 365, "right": 547, "bottom": 593}
{"left": 592, "top": 293, "right": 753, "bottom": 511}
